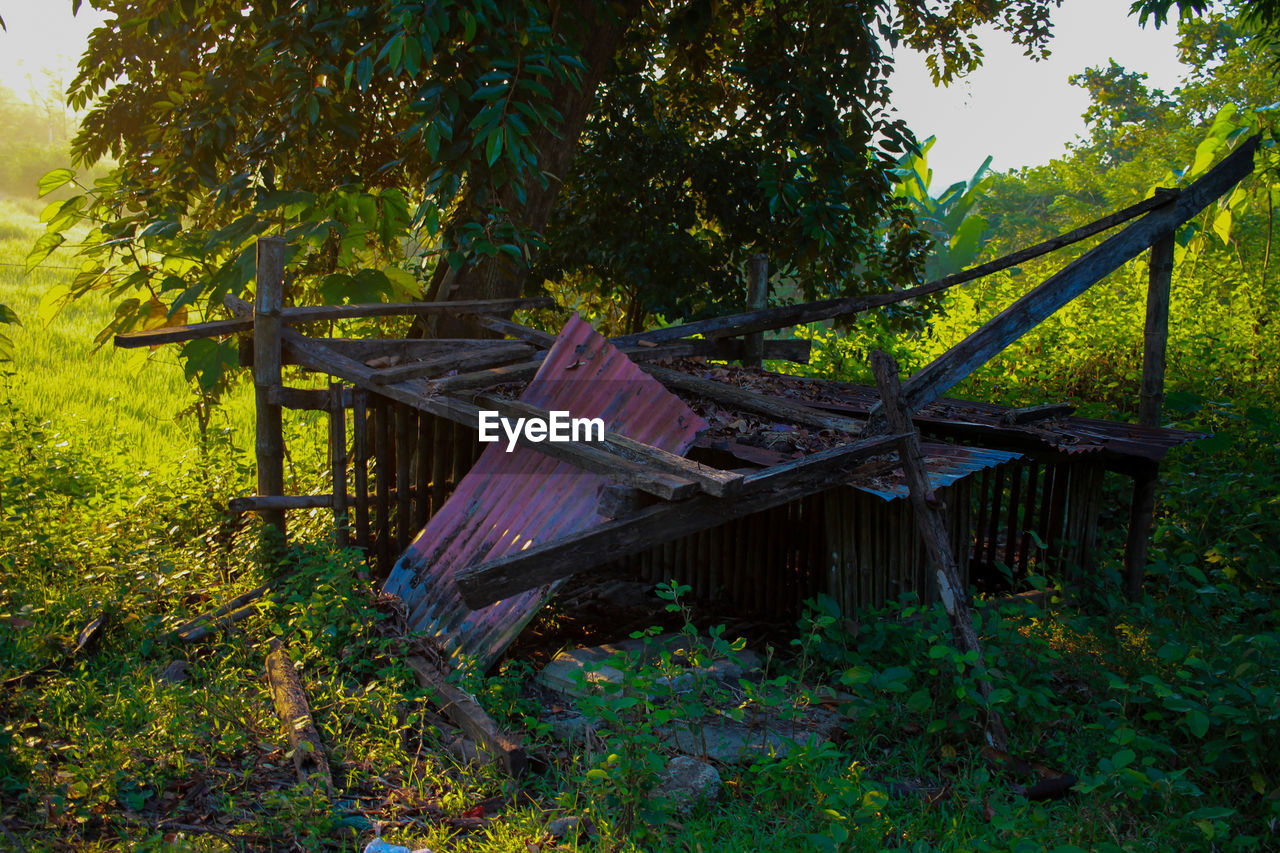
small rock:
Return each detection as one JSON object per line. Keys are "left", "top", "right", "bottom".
{"left": 545, "top": 815, "right": 582, "bottom": 839}
{"left": 546, "top": 711, "right": 592, "bottom": 744}
{"left": 158, "top": 660, "right": 189, "bottom": 684}
{"left": 653, "top": 756, "right": 721, "bottom": 813}
{"left": 446, "top": 735, "right": 481, "bottom": 765}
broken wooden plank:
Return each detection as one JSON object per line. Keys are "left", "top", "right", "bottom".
{"left": 276, "top": 296, "right": 553, "bottom": 323}
{"left": 1000, "top": 403, "right": 1076, "bottom": 425}
{"left": 892, "top": 135, "right": 1259, "bottom": 416}
{"left": 743, "top": 254, "right": 769, "bottom": 368}
{"left": 643, "top": 364, "right": 865, "bottom": 435}
{"left": 608, "top": 192, "right": 1184, "bottom": 351}
{"left": 453, "top": 432, "right": 904, "bottom": 608}
{"left": 471, "top": 315, "right": 558, "bottom": 348}
{"left": 280, "top": 329, "right": 702, "bottom": 501}
{"left": 229, "top": 494, "right": 335, "bottom": 513}
{"left": 870, "top": 350, "right": 1008, "bottom": 751}
{"left": 406, "top": 655, "right": 527, "bottom": 776}
{"left": 169, "top": 582, "right": 273, "bottom": 642}
{"left": 266, "top": 641, "right": 334, "bottom": 795}
{"left": 268, "top": 385, "right": 353, "bottom": 411}
{"left": 369, "top": 341, "right": 535, "bottom": 384}
{"left": 114, "top": 317, "right": 254, "bottom": 348}
{"left": 473, "top": 393, "right": 745, "bottom": 497}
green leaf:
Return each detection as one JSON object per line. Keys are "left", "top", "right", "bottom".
{"left": 1186, "top": 708, "right": 1210, "bottom": 738}
{"left": 180, "top": 338, "right": 238, "bottom": 393}
{"left": 25, "top": 232, "right": 65, "bottom": 271}
{"left": 37, "top": 168, "right": 76, "bottom": 197}
{"left": 0, "top": 304, "right": 19, "bottom": 326}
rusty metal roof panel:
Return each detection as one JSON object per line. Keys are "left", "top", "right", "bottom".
{"left": 382, "top": 314, "right": 708, "bottom": 671}
{"left": 851, "top": 442, "right": 1022, "bottom": 501}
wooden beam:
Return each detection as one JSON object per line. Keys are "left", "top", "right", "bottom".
{"left": 229, "top": 494, "right": 336, "bottom": 513}
{"left": 743, "top": 253, "right": 769, "bottom": 368}
{"left": 452, "top": 432, "right": 904, "bottom": 608}
{"left": 369, "top": 341, "right": 535, "bottom": 384}
{"left": 276, "top": 296, "right": 552, "bottom": 323}
{"left": 267, "top": 385, "right": 353, "bottom": 411}
{"left": 280, "top": 329, "right": 702, "bottom": 501}
{"left": 330, "top": 381, "right": 349, "bottom": 548}
{"left": 114, "top": 317, "right": 253, "bottom": 348}
{"left": 1124, "top": 463, "right": 1160, "bottom": 600}
{"left": 473, "top": 393, "right": 744, "bottom": 497}
{"left": 406, "top": 656, "right": 527, "bottom": 777}
{"left": 642, "top": 364, "right": 865, "bottom": 435}
{"left": 870, "top": 350, "right": 1008, "bottom": 751}
{"left": 471, "top": 315, "right": 558, "bottom": 348}
{"left": 608, "top": 191, "right": 1185, "bottom": 351}
{"left": 892, "top": 136, "right": 1259, "bottom": 417}
{"left": 1140, "top": 234, "right": 1174, "bottom": 427}
{"left": 254, "top": 237, "right": 287, "bottom": 537}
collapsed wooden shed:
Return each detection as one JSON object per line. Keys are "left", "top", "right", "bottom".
{"left": 116, "top": 135, "right": 1257, "bottom": 666}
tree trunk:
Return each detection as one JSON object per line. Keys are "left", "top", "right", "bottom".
{"left": 431, "top": 0, "right": 641, "bottom": 338}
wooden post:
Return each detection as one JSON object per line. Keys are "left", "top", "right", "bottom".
{"left": 743, "top": 254, "right": 769, "bottom": 369}
{"left": 254, "top": 237, "right": 287, "bottom": 538}
{"left": 870, "top": 350, "right": 1009, "bottom": 752}
{"left": 1124, "top": 463, "right": 1159, "bottom": 600}
{"left": 1140, "top": 233, "right": 1174, "bottom": 428}
{"left": 1124, "top": 233, "right": 1174, "bottom": 599}
{"left": 352, "top": 390, "right": 370, "bottom": 552}
{"left": 329, "top": 381, "right": 348, "bottom": 548}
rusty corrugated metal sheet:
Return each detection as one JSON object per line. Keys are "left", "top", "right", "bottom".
{"left": 851, "top": 443, "right": 1022, "bottom": 501}
{"left": 382, "top": 314, "right": 708, "bottom": 670}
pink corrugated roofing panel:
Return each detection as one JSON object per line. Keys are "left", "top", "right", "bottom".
{"left": 383, "top": 314, "right": 708, "bottom": 670}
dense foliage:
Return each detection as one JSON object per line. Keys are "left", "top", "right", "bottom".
{"left": 29, "top": 0, "right": 1066, "bottom": 364}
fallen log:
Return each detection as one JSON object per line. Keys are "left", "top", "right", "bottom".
{"left": 265, "top": 641, "right": 334, "bottom": 795}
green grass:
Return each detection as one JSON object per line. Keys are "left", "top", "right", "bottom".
{"left": 0, "top": 195, "right": 1277, "bottom": 850}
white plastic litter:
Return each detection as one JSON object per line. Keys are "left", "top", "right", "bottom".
{"left": 362, "top": 839, "right": 434, "bottom": 853}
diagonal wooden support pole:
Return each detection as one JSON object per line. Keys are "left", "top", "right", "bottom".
{"left": 870, "top": 350, "right": 1009, "bottom": 752}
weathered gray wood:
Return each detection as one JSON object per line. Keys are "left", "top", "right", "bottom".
{"left": 266, "top": 642, "right": 334, "bottom": 795}
{"left": 608, "top": 192, "right": 1184, "bottom": 351}
{"left": 473, "top": 393, "right": 745, "bottom": 497}
{"left": 1000, "top": 402, "right": 1076, "bottom": 425}
{"left": 280, "top": 329, "right": 702, "bottom": 501}
{"left": 369, "top": 341, "right": 535, "bottom": 384}
{"left": 891, "top": 136, "right": 1259, "bottom": 416}
{"left": 1140, "top": 234, "right": 1175, "bottom": 427}
{"left": 396, "top": 403, "right": 414, "bottom": 554}
{"left": 229, "top": 494, "right": 335, "bottom": 513}
{"left": 405, "top": 656, "right": 527, "bottom": 777}
{"left": 1124, "top": 465, "right": 1159, "bottom": 600}
{"left": 453, "top": 432, "right": 904, "bottom": 608}
{"left": 324, "top": 337, "right": 504, "bottom": 362}
{"left": 743, "top": 253, "right": 769, "bottom": 368}
{"left": 353, "top": 390, "right": 371, "bottom": 551}
{"left": 330, "top": 382, "right": 349, "bottom": 547}
{"left": 170, "top": 582, "right": 273, "bottom": 642}
{"left": 642, "top": 364, "right": 865, "bottom": 435}
{"left": 423, "top": 338, "right": 811, "bottom": 395}
{"left": 471, "top": 315, "right": 558, "bottom": 348}
{"left": 254, "top": 237, "right": 287, "bottom": 536}
{"left": 275, "top": 296, "right": 553, "bottom": 323}
{"left": 114, "top": 317, "right": 253, "bottom": 348}
{"left": 869, "top": 350, "right": 1008, "bottom": 752}
{"left": 268, "top": 385, "right": 353, "bottom": 411}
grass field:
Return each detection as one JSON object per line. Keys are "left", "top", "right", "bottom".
{"left": 1, "top": 196, "right": 1278, "bottom": 851}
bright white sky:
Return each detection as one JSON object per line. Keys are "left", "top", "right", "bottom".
{"left": 889, "top": 0, "right": 1187, "bottom": 187}
{"left": 0, "top": 0, "right": 1185, "bottom": 188}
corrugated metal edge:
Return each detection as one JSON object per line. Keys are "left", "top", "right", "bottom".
{"left": 852, "top": 443, "right": 1022, "bottom": 501}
